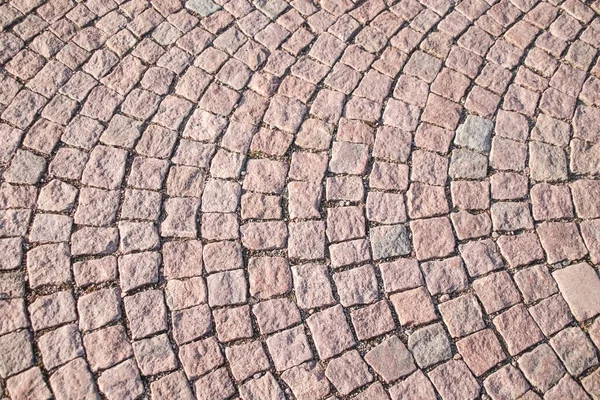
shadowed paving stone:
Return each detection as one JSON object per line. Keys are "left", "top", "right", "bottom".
{"left": 370, "top": 224, "right": 411, "bottom": 260}
{"left": 449, "top": 148, "right": 488, "bottom": 179}
{"left": 408, "top": 323, "right": 452, "bottom": 368}
{"left": 454, "top": 115, "right": 494, "bottom": 152}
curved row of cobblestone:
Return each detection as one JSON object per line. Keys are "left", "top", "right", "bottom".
{"left": 1, "top": 0, "right": 600, "bottom": 398}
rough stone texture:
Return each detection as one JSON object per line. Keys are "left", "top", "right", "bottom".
{"left": 1, "top": 0, "right": 600, "bottom": 397}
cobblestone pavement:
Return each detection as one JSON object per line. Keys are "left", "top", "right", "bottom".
{"left": 1, "top": 0, "right": 600, "bottom": 398}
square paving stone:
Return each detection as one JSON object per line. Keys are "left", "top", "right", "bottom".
{"left": 472, "top": 271, "right": 521, "bottom": 314}
{"left": 422, "top": 256, "right": 468, "bottom": 295}
{"left": 291, "top": 263, "right": 336, "bottom": 310}
{"left": 391, "top": 286, "right": 438, "bottom": 327}
{"left": 50, "top": 358, "right": 99, "bottom": 400}
{"left": 428, "top": 360, "right": 480, "bottom": 400}
{"left": 456, "top": 329, "right": 506, "bottom": 377}
{"left": 482, "top": 365, "right": 530, "bottom": 400}
{"left": 333, "top": 265, "right": 379, "bottom": 307}
{"left": 207, "top": 269, "right": 247, "bottom": 307}
{"left": 227, "top": 341, "right": 270, "bottom": 381}
{"left": 410, "top": 217, "right": 455, "bottom": 260}
{"left": 150, "top": 371, "right": 194, "bottom": 400}
{"left": 364, "top": 336, "right": 416, "bottom": 383}
{"left": 350, "top": 300, "right": 395, "bottom": 341}
{"left": 213, "top": 305, "right": 253, "bottom": 342}
{"left": 266, "top": 325, "right": 313, "bottom": 371}
{"left": 550, "top": 326, "right": 599, "bottom": 377}
{"left": 370, "top": 224, "right": 411, "bottom": 260}
{"left": 179, "top": 337, "right": 224, "bottom": 380}
{"left": 132, "top": 333, "right": 178, "bottom": 376}
{"left": 0, "top": 330, "right": 34, "bottom": 378}
{"left": 408, "top": 323, "right": 452, "bottom": 369}
{"left": 39, "top": 324, "right": 84, "bottom": 370}
{"left": 517, "top": 344, "right": 565, "bottom": 392}
{"left": 253, "top": 297, "right": 301, "bottom": 335}
{"left": 552, "top": 262, "right": 600, "bottom": 322}
{"left": 493, "top": 304, "right": 544, "bottom": 356}
{"left": 83, "top": 324, "right": 133, "bottom": 372}
{"left": 389, "top": 370, "right": 437, "bottom": 400}
{"left": 306, "top": 305, "right": 355, "bottom": 360}
{"left": 97, "top": 359, "right": 144, "bottom": 400}
{"left": 438, "top": 294, "right": 485, "bottom": 338}
{"left": 79, "top": 288, "right": 122, "bottom": 332}
{"left": 123, "top": 290, "right": 167, "bottom": 339}
{"left": 325, "top": 350, "right": 373, "bottom": 396}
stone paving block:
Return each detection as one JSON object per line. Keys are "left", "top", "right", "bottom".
{"left": 50, "top": 358, "right": 99, "bottom": 400}
{"left": 391, "top": 286, "right": 438, "bottom": 327}
{"left": 408, "top": 323, "right": 452, "bottom": 369}
{"left": 550, "top": 326, "right": 599, "bottom": 376}
{"left": 483, "top": 364, "right": 529, "bottom": 400}
{"left": 325, "top": 350, "right": 373, "bottom": 396}
{"left": 3, "top": 1, "right": 600, "bottom": 397}
{"left": 428, "top": 360, "right": 480, "bottom": 400}
{"left": 84, "top": 324, "right": 133, "bottom": 372}
{"left": 439, "top": 294, "right": 485, "bottom": 338}
{"left": 518, "top": 343, "right": 565, "bottom": 392}
{"left": 493, "top": 304, "right": 544, "bottom": 355}
{"left": 151, "top": 371, "right": 194, "bottom": 400}
{"left": 307, "top": 305, "right": 355, "bottom": 360}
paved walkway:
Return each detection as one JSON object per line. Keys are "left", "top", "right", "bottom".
{"left": 1, "top": 0, "right": 600, "bottom": 398}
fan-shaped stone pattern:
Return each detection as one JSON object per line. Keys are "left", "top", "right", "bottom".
{"left": 0, "top": 0, "right": 600, "bottom": 398}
